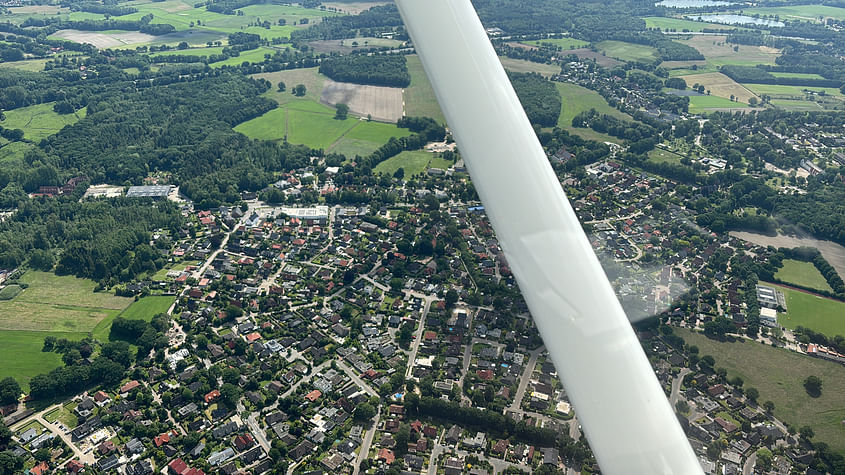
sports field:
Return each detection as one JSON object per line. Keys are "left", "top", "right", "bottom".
{"left": 679, "top": 72, "right": 757, "bottom": 103}
{"left": 644, "top": 17, "right": 736, "bottom": 32}
{"left": 688, "top": 95, "right": 750, "bottom": 113}
{"left": 0, "top": 103, "right": 86, "bottom": 142}
{"left": 769, "top": 283, "right": 845, "bottom": 338}
{"left": 677, "top": 328, "right": 845, "bottom": 455}
{"left": 595, "top": 40, "right": 659, "bottom": 63}
{"left": 404, "top": 55, "right": 446, "bottom": 124}
{"left": 373, "top": 151, "right": 451, "bottom": 177}
{"left": 775, "top": 259, "right": 833, "bottom": 293}
{"left": 522, "top": 38, "right": 588, "bottom": 50}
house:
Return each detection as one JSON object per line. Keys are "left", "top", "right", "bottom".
{"left": 168, "top": 458, "right": 188, "bottom": 475}
{"left": 30, "top": 462, "right": 49, "bottom": 475}
{"left": 377, "top": 448, "right": 395, "bottom": 464}
{"left": 120, "top": 380, "right": 141, "bottom": 394}
{"left": 445, "top": 425, "right": 462, "bottom": 445}
{"left": 305, "top": 389, "right": 322, "bottom": 402}
{"left": 154, "top": 431, "right": 172, "bottom": 447}
{"left": 233, "top": 433, "right": 255, "bottom": 451}
{"left": 204, "top": 390, "right": 220, "bottom": 403}
{"left": 492, "top": 439, "right": 509, "bottom": 456}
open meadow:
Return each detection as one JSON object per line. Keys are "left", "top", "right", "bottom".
{"left": 677, "top": 328, "right": 845, "bottom": 455}
{"left": 768, "top": 283, "right": 845, "bottom": 338}
{"left": 595, "top": 40, "right": 659, "bottom": 63}
{"left": 679, "top": 72, "right": 757, "bottom": 103}
{"left": 521, "top": 38, "right": 588, "bottom": 50}
{"left": 775, "top": 259, "right": 833, "bottom": 293}
{"left": 498, "top": 56, "right": 562, "bottom": 77}
{"left": 687, "top": 94, "right": 750, "bottom": 113}
{"left": 0, "top": 103, "right": 86, "bottom": 142}
{"left": 373, "top": 150, "right": 451, "bottom": 177}
{"left": 555, "top": 82, "right": 631, "bottom": 144}
{"left": 644, "top": 17, "right": 736, "bottom": 32}
{"left": 404, "top": 55, "right": 446, "bottom": 124}
{"left": 92, "top": 295, "right": 175, "bottom": 341}
{"left": 678, "top": 35, "right": 780, "bottom": 68}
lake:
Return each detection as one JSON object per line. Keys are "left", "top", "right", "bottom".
{"left": 656, "top": 0, "right": 734, "bottom": 7}
{"left": 687, "top": 14, "right": 785, "bottom": 27}
{"left": 730, "top": 231, "right": 845, "bottom": 279}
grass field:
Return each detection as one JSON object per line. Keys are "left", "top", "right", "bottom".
{"left": 0, "top": 59, "right": 50, "bottom": 71}
{"left": 404, "top": 55, "right": 445, "bottom": 124}
{"left": 0, "top": 330, "right": 85, "bottom": 391}
{"left": 676, "top": 328, "right": 845, "bottom": 455}
{"left": 43, "top": 403, "right": 78, "bottom": 429}
{"left": 522, "top": 38, "right": 588, "bottom": 50}
{"left": 770, "top": 72, "right": 826, "bottom": 80}
{"left": 644, "top": 16, "right": 736, "bottom": 32}
{"left": 678, "top": 35, "right": 780, "bottom": 68}
{"left": 373, "top": 151, "right": 451, "bottom": 177}
{"left": 340, "top": 37, "right": 403, "bottom": 48}
{"left": 742, "top": 83, "right": 843, "bottom": 98}
{"left": 595, "top": 40, "right": 659, "bottom": 63}
{"left": 91, "top": 295, "right": 175, "bottom": 341}
{"left": 688, "top": 94, "right": 750, "bottom": 113}
{"left": 680, "top": 72, "right": 758, "bottom": 103}
{"left": 254, "top": 67, "right": 327, "bottom": 106}
{"left": 0, "top": 142, "right": 35, "bottom": 168}
{"left": 741, "top": 4, "right": 845, "bottom": 22}
{"left": 152, "top": 46, "right": 225, "bottom": 57}
{"left": 0, "top": 103, "right": 86, "bottom": 142}
{"left": 769, "top": 99, "right": 825, "bottom": 111}
{"left": 209, "top": 46, "right": 277, "bottom": 67}
{"left": 498, "top": 56, "right": 562, "bottom": 77}
{"left": 648, "top": 147, "right": 686, "bottom": 164}
{"left": 769, "top": 283, "right": 845, "bottom": 338}
{"left": 775, "top": 260, "right": 833, "bottom": 293}
{"left": 555, "top": 82, "right": 631, "bottom": 144}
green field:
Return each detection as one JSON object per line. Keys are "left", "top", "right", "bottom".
{"left": 555, "top": 82, "right": 631, "bottom": 143}
{"left": 209, "top": 46, "right": 277, "bottom": 67}
{"left": 741, "top": 4, "right": 845, "bottom": 22}
{"left": 253, "top": 67, "right": 327, "bottom": 106}
{"left": 775, "top": 260, "right": 833, "bottom": 293}
{"left": 678, "top": 35, "right": 781, "bottom": 69}
{"left": 373, "top": 151, "right": 451, "bottom": 177}
{"left": 677, "top": 328, "right": 845, "bottom": 455}
{"left": 498, "top": 56, "right": 562, "bottom": 77}
{"left": 404, "top": 55, "right": 446, "bottom": 124}
{"left": 595, "top": 40, "right": 659, "bottom": 63}
{"left": 0, "top": 330, "right": 85, "bottom": 392}
{"left": 92, "top": 295, "right": 175, "bottom": 341}
{"left": 770, "top": 72, "right": 826, "bottom": 80}
{"left": 0, "top": 142, "right": 35, "bottom": 168}
{"left": 152, "top": 46, "right": 225, "bottom": 57}
{"left": 743, "top": 83, "right": 843, "bottom": 98}
{"left": 644, "top": 17, "right": 735, "bottom": 32}
{"left": 688, "top": 95, "right": 749, "bottom": 113}
{"left": 769, "top": 99, "right": 824, "bottom": 111}
{"left": 770, "top": 284, "right": 845, "bottom": 338}
{"left": 648, "top": 147, "right": 686, "bottom": 164}
{"left": 0, "top": 59, "right": 51, "bottom": 71}
{"left": 522, "top": 38, "right": 588, "bottom": 50}
{"left": 340, "top": 37, "right": 403, "bottom": 48}
{"left": 0, "top": 103, "right": 86, "bottom": 142}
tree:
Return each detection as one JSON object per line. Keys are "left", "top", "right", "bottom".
{"left": 763, "top": 400, "right": 775, "bottom": 413}
{"left": 277, "top": 81, "right": 286, "bottom": 92}
{"left": 799, "top": 425, "right": 814, "bottom": 440}
{"left": 353, "top": 402, "right": 376, "bottom": 422}
{"left": 394, "top": 423, "right": 410, "bottom": 456}
{"left": 444, "top": 289, "right": 458, "bottom": 308}
{"left": 220, "top": 383, "right": 242, "bottom": 409}
{"left": 0, "top": 423, "right": 12, "bottom": 449}
{"left": 0, "top": 451, "right": 23, "bottom": 474}
{"left": 393, "top": 167, "right": 405, "bottom": 179}
{"left": 675, "top": 400, "right": 690, "bottom": 414}
{"left": 293, "top": 84, "right": 306, "bottom": 97}
{"left": 756, "top": 447, "right": 773, "bottom": 471}
{"left": 804, "top": 375, "right": 822, "bottom": 397}
{"left": 745, "top": 387, "right": 759, "bottom": 402}
{"left": 334, "top": 103, "right": 349, "bottom": 120}
{"left": 0, "top": 378, "right": 20, "bottom": 406}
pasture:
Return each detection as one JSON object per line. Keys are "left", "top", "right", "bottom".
{"left": 770, "top": 72, "right": 826, "bottom": 80}
{"left": 373, "top": 151, "right": 452, "bottom": 177}
{"left": 522, "top": 38, "right": 588, "bottom": 50}
{"left": 647, "top": 148, "right": 686, "bottom": 165}
{"left": 0, "top": 103, "right": 86, "bottom": 142}
{"left": 775, "top": 259, "right": 833, "bottom": 293}
{"left": 644, "top": 16, "right": 736, "bottom": 32}
{"left": 254, "top": 67, "right": 327, "bottom": 106}
{"left": 0, "top": 59, "right": 51, "bottom": 72}
{"left": 498, "top": 57, "right": 562, "bottom": 77}
{"left": 404, "top": 55, "right": 446, "bottom": 124}
{"left": 770, "top": 283, "right": 845, "bottom": 338}
{"left": 555, "top": 82, "right": 630, "bottom": 144}
{"left": 92, "top": 295, "right": 175, "bottom": 341}
{"left": 679, "top": 72, "right": 757, "bottom": 103}
{"left": 340, "top": 37, "right": 403, "bottom": 48}
{"left": 209, "top": 46, "right": 277, "bottom": 67}
{"left": 677, "top": 328, "right": 845, "bottom": 455}
{"left": 741, "top": 4, "right": 845, "bottom": 23}
{"left": 559, "top": 48, "right": 621, "bottom": 68}
{"left": 0, "top": 330, "right": 82, "bottom": 391}
{"left": 0, "top": 142, "right": 34, "bottom": 169}
{"left": 678, "top": 35, "right": 780, "bottom": 68}
{"left": 687, "top": 94, "right": 750, "bottom": 113}
{"left": 743, "top": 83, "right": 843, "bottom": 98}
{"left": 595, "top": 40, "right": 659, "bottom": 63}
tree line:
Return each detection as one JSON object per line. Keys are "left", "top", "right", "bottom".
{"left": 318, "top": 54, "right": 411, "bottom": 88}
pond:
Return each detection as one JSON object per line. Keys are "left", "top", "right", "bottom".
{"left": 656, "top": 0, "right": 734, "bottom": 7}
{"left": 686, "top": 14, "right": 785, "bottom": 27}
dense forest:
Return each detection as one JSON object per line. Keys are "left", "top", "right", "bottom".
{"left": 318, "top": 54, "right": 410, "bottom": 87}
{"left": 289, "top": 4, "right": 402, "bottom": 43}
{"left": 509, "top": 72, "right": 562, "bottom": 127}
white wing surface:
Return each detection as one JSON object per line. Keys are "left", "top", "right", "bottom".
{"left": 394, "top": 1, "right": 702, "bottom": 473}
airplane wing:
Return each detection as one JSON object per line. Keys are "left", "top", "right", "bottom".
{"left": 394, "top": 1, "right": 702, "bottom": 473}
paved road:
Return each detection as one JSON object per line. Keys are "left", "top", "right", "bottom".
{"left": 353, "top": 408, "right": 381, "bottom": 475}
{"left": 509, "top": 345, "right": 544, "bottom": 412}
{"left": 246, "top": 412, "right": 271, "bottom": 454}
{"left": 404, "top": 295, "right": 436, "bottom": 379}
{"left": 670, "top": 368, "right": 692, "bottom": 406}
{"left": 336, "top": 360, "right": 378, "bottom": 398}
{"left": 743, "top": 451, "right": 757, "bottom": 475}
{"left": 280, "top": 360, "right": 331, "bottom": 399}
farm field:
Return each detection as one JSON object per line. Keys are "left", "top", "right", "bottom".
{"left": 769, "top": 283, "right": 845, "bottom": 338}
{"left": 91, "top": 295, "right": 175, "bottom": 341}
{"left": 320, "top": 79, "right": 404, "bottom": 122}
{"left": 775, "top": 259, "right": 833, "bottom": 293}
{"left": 498, "top": 56, "right": 562, "bottom": 77}
{"left": 152, "top": 46, "right": 225, "bottom": 57}
{"left": 522, "top": 38, "right": 588, "bottom": 50}
{"left": 0, "top": 59, "right": 51, "bottom": 71}
{"left": 0, "top": 272, "right": 131, "bottom": 333}
{"left": 679, "top": 72, "right": 757, "bottom": 103}
{"left": 0, "top": 103, "right": 86, "bottom": 142}
{"left": 254, "top": 67, "right": 327, "bottom": 106}
{"left": 327, "top": 121, "right": 411, "bottom": 157}
{"left": 209, "top": 46, "right": 277, "bottom": 67}
{"left": 678, "top": 35, "right": 780, "bottom": 68}
{"left": 340, "top": 37, "right": 403, "bottom": 48}
{"left": 644, "top": 16, "right": 736, "bottom": 32}
{"left": 741, "top": 4, "right": 845, "bottom": 22}
{"left": 595, "top": 40, "right": 659, "bottom": 63}
{"left": 742, "top": 83, "right": 844, "bottom": 98}
{"left": 688, "top": 94, "right": 750, "bottom": 113}
{"left": 49, "top": 29, "right": 159, "bottom": 49}
{"left": 676, "top": 328, "right": 845, "bottom": 455}
{"left": 404, "top": 55, "right": 446, "bottom": 124}
{"left": 770, "top": 72, "right": 826, "bottom": 80}
{"left": 373, "top": 151, "right": 451, "bottom": 177}
{"left": 769, "top": 99, "right": 824, "bottom": 111}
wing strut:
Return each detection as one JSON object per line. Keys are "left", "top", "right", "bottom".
{"left": 395, "top": 1, "right": 702, "bottom": 473}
